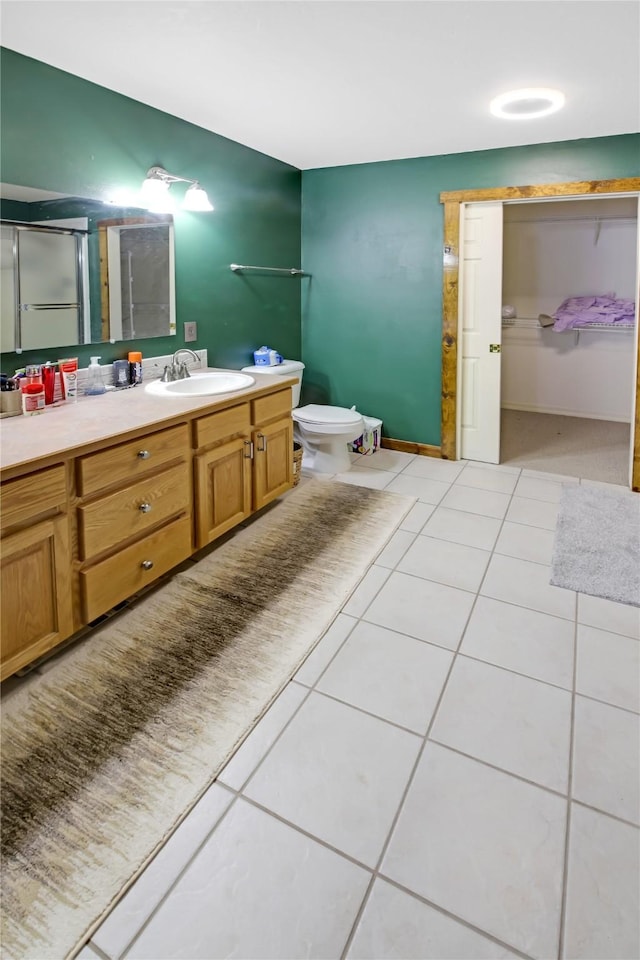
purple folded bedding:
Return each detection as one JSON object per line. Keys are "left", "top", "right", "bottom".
{"left": 552, "top": 295, "right": 636, "bottom": 331}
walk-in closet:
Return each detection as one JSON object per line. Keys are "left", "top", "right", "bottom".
{"left": 500, "top": 196, "right": 638, "bottom": 483}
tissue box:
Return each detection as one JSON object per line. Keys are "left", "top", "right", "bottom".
{"left": 349, "top": 416, "right": 382, "bottom": 456}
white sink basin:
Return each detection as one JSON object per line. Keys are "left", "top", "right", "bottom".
{"left": 145, "top": 371, "right": 255, "bottom": 397}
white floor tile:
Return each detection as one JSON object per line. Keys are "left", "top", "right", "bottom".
{"left": 397, "top": 536, "right": 490, "bottom": 593}
{"left": 494, "top": 520, "right": 556, "bottom": 566}
{"left": 576, "top": 625, "right": 640, "bottom": 712}
{"left": 374, "top": 529, "right": 416, "bottom": 569}
{"left": 563, "top": 803, "right": 640, "bottom": 960}
{"left": 400, "top": 457, "right": 465, "bottom": 483}
{"left": 359, "top": 449, "right": 416, "bottom": 472}
{"left": 93, "top": 784, "right": 233, "bottom": 958}
{"left": 218, "top": 683, "right": 308, "bottom": 791}
{"left": 382, "top": 743, "right": 566, "bottom": 958}
{"left": 347, "top": 878, "right": 518, "bottom": 959}
{"left": 334, "top": 467, "right": 397, "bottom": 489}
{"left": 421, "top": 507, "right": 502, "bottom": 551}
{"left": 456, "top": 465, "right": 518, "bottom": 494}
{"left": 431, "top": 657, "right": 572, "bottom": 792}
{"left": 77, "top": 946, "right": 102, "bottom": 960}
{"left": 295, "top": 614, "right": 357, "bottom": 687}
{"left": 342, "top": 566, "right": 391, "bottom": 617}
{"left": 439, "top": 485, "right": 511, "bottom": 519}
{"left": 244, "top": 692, "right": 421, "bottom": 866}
{"left": 317, "top": 621, "right": 452, "bottom": 733}
{"left": 461, "top": 596, "right": 575, "bottom": 689}
{"left": 505, "top": 495, "right": 559, "bottom": 530}
{"left": 572, "top": 696, "right": 640, "bottom": 824}
{"left": 577, "top": 593, "right": 640, "bottom": 640}
{"left": 398, "top": 501, "right": 436, "bottom": 533}
{"left": 124, "top": 799, "right": 370, "bottom": 960}
{"left": 515, "top": 475, "right": 571, "bottom": 503}
{"left": 481, "top": 554, "right": 576, "bottom": 620}
{"left": 385, "top": 474, "right": 451, "bottom": 504}
{"left": 363, "top": 571, "right": 475, "bottom": 651}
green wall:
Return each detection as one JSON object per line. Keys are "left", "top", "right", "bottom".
{"left": 301, "top": 135, "right": 640, "bottom": 445}
{"left": 0, "top": 47, "right": 302, "bottom": 372}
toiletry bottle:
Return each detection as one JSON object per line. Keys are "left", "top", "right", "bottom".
{"left": 42, "top": 362, "right": 57, "bottom": 404}
{"left": 85, "top": 357, "right": 106, "bottom": 396}
{"left": 113, "top": 358, "right": 130, "bottom": 388}
{"left": 128, "top": 351, "right": 143, "bottom": 385}
{"left": 21, "top": 365, "right": 45, "bottom": 415}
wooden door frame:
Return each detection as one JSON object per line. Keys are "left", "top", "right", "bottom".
{"left": 439, "top": 177, "right": 640, "bottom": 490}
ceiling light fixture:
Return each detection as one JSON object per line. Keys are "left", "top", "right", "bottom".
{"left": 141, "top": 166, "right": 214, "bottom": 212}
{"left": 489, "top": 88, "right": 565, "bottom": 120}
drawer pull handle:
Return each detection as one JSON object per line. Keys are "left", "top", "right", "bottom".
{"left": 138, "top": 502, "right": 152, "bottom": 513}
{"left": 141, "top": 560, "right": 154, "bottom": 571}
{"left": 137, "top": 450, "right": 151, "bottom": 460}
{"left": 257, "top": 433, "right": 267, "bottom": 452}
{"left": 244, "top": 440, "right": 254, "bottom": 459}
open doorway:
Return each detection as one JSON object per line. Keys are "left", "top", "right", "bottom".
{"left": 499, "top": 196, "right": 637, "bottom": 484}
{"left": 439, "top": 177, "right": 640, "bottom": 490}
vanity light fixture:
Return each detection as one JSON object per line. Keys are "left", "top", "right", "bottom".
{"left": 141, "top": 166, "right": 214, "bottom": 212}
{"left": 489, "top": 87, "right": 565, "bottom": 120}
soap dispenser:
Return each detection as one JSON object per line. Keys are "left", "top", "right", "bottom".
{"left": 85, "top": 357, "right": 106, "bottom": 396}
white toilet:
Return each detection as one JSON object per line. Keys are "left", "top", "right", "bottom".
{"left": 241, "top": 360, "right": 364, "bottom": 474}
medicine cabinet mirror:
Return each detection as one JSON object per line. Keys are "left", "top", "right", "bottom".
{"left": 0, "top": 184, "right": 176, "bottom": 351}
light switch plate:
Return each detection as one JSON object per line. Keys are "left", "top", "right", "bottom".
{"left": 184, "top": 321, "right": 197, "bottom": 342}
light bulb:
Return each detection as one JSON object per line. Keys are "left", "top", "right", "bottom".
{"left": 183, "top": 183, "right": 213, "bottom": 212}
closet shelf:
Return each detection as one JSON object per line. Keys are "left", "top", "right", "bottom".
{"left": 501, "top": 317, "right": 635, "bottom": 332}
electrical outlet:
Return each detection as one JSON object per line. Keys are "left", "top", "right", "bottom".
{"left": 184, "top": 321, "right": 197, "bottom": 342}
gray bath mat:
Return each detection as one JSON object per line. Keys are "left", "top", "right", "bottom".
{"left": 551, "top": 485, "right": 640, "bottom": 607}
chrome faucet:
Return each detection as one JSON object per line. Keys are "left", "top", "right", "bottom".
{"left": 160, "top": 348, "right": 201, "bottom": 382}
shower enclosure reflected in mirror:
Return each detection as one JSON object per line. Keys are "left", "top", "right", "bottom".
{"left": 0, "top": 184, "right": 176, "bottom": 350}
{"left": 99, "top": 217, "right": 176, "bottom": 342}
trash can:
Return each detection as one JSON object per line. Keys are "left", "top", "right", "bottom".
{"left": 292, "top": 441, "right": 303, "bottom": 485}
{"left": 349, "top": 417, "right": 383, "bottom": 456}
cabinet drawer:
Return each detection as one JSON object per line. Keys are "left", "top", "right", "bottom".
{"left": 77, "top": 424, "right": 189, "bottom": 496}
{"left": 78, "top": 462, "right": 190, "bottom": 560}
{"left": 81, "top": 515, "right": 193, "bottom": 622}
{"left": 252, "top": 388, "right": 292, "bottom": 426}
{"left": 1, "top": 465, "right": 67, "bottom": 534}
{"left": 194, "top": 403, "right": 250, "bottom": 449}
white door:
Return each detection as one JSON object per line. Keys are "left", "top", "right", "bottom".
{"left": 458, "top": 202, "right": 504, "bottom": 463}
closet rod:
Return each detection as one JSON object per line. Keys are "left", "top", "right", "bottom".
{"left": 230, "top": 263, "right": 308, "bottom": 276}
{"left": 505, "top": 215, "right": 637, "bottom": 225}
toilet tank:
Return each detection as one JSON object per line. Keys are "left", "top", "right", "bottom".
{"left": 241, "top": 359, "right": 304, "bottom": 407}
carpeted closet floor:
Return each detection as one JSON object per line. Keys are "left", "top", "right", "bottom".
{"left": 500, "top": 409, "right": 631, "bottom": 485}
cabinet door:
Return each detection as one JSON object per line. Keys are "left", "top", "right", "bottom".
{"left": 253, "top": 417, "right": 293, "bottom": 511}
{"left": 1, "top": 515, "right": 73, "bottom": 679}
{"left": 195, "top": 436, "right": 252, "bottom": 547}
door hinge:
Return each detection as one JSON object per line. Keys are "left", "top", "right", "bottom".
{"left": 489, "top": 344, "right": 501, "bottom": 353}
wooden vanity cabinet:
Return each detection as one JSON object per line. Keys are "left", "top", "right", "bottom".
{"left": 0, "top": 379, "right": 294, "bottom": 679}
{"left": 252, "top": 389, "right": 294, "bottom": 510}
{"left": 0, "top": 465, "right": 73, "bottom": 679}
{"left": 76, "top": 424, "right": 193, "bottom": 622}
{"left": 193, "top": 388, "right": 293, "bottom": 548}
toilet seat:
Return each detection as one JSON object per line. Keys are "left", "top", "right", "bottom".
{"left": 292, "top": 404, "right": 362, "bottom": 435}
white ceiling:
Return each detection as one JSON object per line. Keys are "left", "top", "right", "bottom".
{"left": 2, "top": 0, "right": 639, "bottom": 170}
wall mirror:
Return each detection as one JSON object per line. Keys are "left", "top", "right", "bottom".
{"left": 0, "top": 184, "right": 176, "bottom": 351}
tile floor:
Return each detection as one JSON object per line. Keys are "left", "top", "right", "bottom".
{"left": 77, "top": 451, "right": 639, "bottom": 960}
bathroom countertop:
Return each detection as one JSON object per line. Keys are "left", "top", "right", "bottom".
{"left": 0, "top": 368, "right": 297, "bottom": 476}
